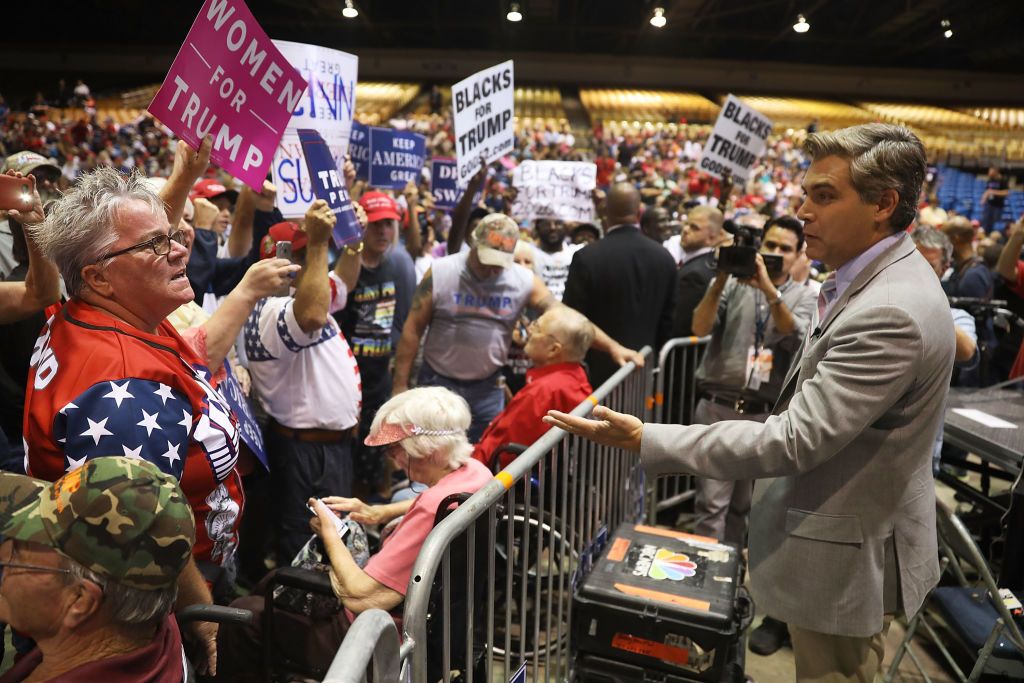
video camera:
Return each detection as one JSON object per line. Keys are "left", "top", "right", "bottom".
{"left": 716, "top": 219, "right": 783, "bottom": 279}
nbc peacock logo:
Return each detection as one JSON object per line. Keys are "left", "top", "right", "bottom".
{"left": 631, "top": 545, "right": 698, "bottom": 581}
{"left": 648, "top": 548, "right": 698, "bottom": 580}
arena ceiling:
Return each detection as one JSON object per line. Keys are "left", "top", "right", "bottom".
{"left": 27, "top": 0, "right": 1023, "bottom": 73}
{"left": 2, "top": 0, "right": 1022, "bottom": 104}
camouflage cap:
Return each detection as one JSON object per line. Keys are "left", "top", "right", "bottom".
{"left": 0, "top": 457, "right": 194, "bottom": 590}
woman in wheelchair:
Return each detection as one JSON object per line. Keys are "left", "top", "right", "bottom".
{"left": 217, "top": 387, "right": 493, "bottom": 681}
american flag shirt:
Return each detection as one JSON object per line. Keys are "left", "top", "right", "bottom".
{"left": 24, "top": 300, "right": 243, "bottom": 566}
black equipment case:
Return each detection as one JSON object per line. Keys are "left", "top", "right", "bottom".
{"left": 573, "top": 523, "right": 751, "bottom": 682}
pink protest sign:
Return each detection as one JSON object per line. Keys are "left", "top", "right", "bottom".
{"left": 148, "top": 0, "right": 307, "bottom": 190}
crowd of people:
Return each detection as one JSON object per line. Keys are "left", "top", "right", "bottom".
{"left": 0, "top": 84, "right": 1020, "bottom": 682}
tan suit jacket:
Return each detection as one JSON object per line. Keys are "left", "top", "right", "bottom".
{"left": 641, "top": 234, "right": 954, "bottom": 636}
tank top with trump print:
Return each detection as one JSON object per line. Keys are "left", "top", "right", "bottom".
{"left": 423, "top": 252, "right": 534, "bottom": 381}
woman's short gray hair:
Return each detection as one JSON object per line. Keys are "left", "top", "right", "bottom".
{"left": 910, "top": 226, "right": 953, "bottom": 266}
{"left": 28, "top": 166, "right": 166, "bottom": 297}
{"left": 803, "top": 123, "right": 926, "bottom": 231}
{"left": 370, "top": 387, "right": 473, "bottom": 469}
{"left": 64, "top": 557, "right": 178, "bottom": 628}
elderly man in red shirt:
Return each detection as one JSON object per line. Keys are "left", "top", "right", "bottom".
{"left": 472, "top": 305, "right": 594, "bottom": 469}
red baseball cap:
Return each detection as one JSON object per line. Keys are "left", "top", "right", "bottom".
{"left": 190, "top": 178, "right": 239, "bottom": 203}
{"left": 359, "top": 191, "right": 401, "bottom": 223}
{"left": 259, "top": 222, "right": 308, "bottom": 259}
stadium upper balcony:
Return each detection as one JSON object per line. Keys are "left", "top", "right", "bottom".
{"left": 580, "top": 89, "right": 719, "bottom": 128}
{"left": 727, "top": 96, "right": 876, "bottom": 133}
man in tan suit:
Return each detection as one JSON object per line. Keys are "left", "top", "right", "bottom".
{"left": 546, "top": 123, "right": 954, "bottom": 682}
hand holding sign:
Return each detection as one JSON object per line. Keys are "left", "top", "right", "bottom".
{"left": 172, "top": 136, "right": 214, "bottom": 183}
{"left": 304, "top": 199, "right": 336, "bottom": 245}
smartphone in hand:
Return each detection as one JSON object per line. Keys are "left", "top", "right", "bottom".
{"left": 274, "top": 241, "right": 293, "bottom": 296}
{"left": 0, "top": 175, "right": 34, "bottom": 213}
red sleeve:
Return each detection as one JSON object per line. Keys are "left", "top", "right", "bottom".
{"left": 1011, "top": 261, "right": 1024, "bottom": 298}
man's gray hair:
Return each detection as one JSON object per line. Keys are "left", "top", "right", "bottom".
{"left": 910, "top": 226, "right": 953, "bottom": 267}
{"left": 370, "top": 387, "right": 473, "bottom": 469}
{"left": 28, "top": 167, "right": 166, "bottom": 297}
{"left": 64, "top": 557, "right": 178, "bottom": 628}
{"left": 550, "top": 306, "right": 595, "bottom": 363}
{"left": 688, "top": 205, "right": 724, "bottom": 235}
{"left": 803, "top": 123, "right": 926, "bottom": 231}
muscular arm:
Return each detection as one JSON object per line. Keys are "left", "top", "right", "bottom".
{"left": 293, "top": 241, "right": 331, "bottom": 334}
{"left": 448, "top": 165, "right": 487, "bottom": 253}
{"left": 392, "top": 269, "right": 433, "bottom": 393}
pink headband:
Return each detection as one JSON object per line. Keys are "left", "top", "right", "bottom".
{"left": 364, "top": 422, "right": 462, "bottom": 447}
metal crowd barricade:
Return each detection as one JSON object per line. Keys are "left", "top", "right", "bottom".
{"left": 645, "top": 336, "right": 710, "bottom": 521}
{"left": 322, "top": 609, "right": 402, "bottom": 683}
{"left": 396, "top": 346, "right": 655, "bottom": 683}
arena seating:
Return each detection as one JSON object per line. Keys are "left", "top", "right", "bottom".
{"left": 935, "top": 165, "right": 1023, "bottom": 227}
{"left": 352, "top": 82, "right": 421, "bottom": 124}
{"left": 513, "top": 87, "right": 568, "bottom": 130}
{"left": 728, "top": 95, "right": 877, "bottom": 132}
{"left": 579, "top": 89, "right": 719, "bottom": 128}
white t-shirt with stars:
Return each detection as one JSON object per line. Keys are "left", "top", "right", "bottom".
{"left": 244, "top": 272, "right": 361, "bottom": 430}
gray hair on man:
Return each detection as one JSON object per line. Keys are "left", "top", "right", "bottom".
{"left": 29, "top": 166, "right": 166, "bottom": 297}
{"left": 370, "top": 386, "right": 473, "bottom": 469}
{"left": 803, "top": 123, "right": 926, "bottom": 232}
{"left": 549, "top": 306, "right": 595, "bottom": 363}
{"left": 910, "top": 226, "right": 953, "bottom": 267}
{"left": 64, "top": 557, "right": 178, "bottom": 628}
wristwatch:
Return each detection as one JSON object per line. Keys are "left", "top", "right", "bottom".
{"left": 344, "top": 242, "right": 364, "bottom": 256}
{"left": 767, "top": 291, "right": 783, "bottom": 306}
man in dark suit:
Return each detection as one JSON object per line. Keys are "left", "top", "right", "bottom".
{"left": 563, "top": 183, "right": 677, "bottom": 386}
{"left": 671, "top": 206, "right": 724, "bottom": 337}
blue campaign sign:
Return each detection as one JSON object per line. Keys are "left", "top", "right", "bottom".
{"left": 431, "top": 158, "right": 459, "bottom": 211}
{"left": 298, "top": 128, "right": 363, "bottom": 248}
{"left": 222, "top": 363, "right": 267, "bottom": 470}
{"left": 369, "top": 127, "right": 427, "bottom": 190}
{"left": 349, "top": 121, "right": 370, "bottom": 181}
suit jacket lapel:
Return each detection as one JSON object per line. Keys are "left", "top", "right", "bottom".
{"left": 772, "top": 234, "right": 916, "bottom": 414}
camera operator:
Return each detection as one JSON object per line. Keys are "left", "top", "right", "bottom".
{"left": 689, "top": 215, "right": 817, "bottom": 544}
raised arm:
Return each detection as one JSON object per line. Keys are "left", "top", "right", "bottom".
{"left": 448, "top": 161, "right": 488, "bottom": 253}
{"left": 292, "top": 200, "right": 336, "bottom": 334}
{"left": 2, "top": 174, "right": 59, "bottom": 322}
{"left": 996, "top": 218, "right": 1024, "bottom": 283}
{"left": 159, "top": 137, "right": 212, "bottom": 229}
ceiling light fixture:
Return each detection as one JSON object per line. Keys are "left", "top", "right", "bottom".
{"left": 650, "top": 7, "right": 667, "bottom": 28}
{"left": 793, "top": 14, "right": 810, "bottom": 33}
{"left": 342, "top": 0, "right": 358, "bottom": 18}
{"left": 507, "top": 2, "right": 523, "bottom": 22}
{"left": 941, "top": 19, "right": 952, "bottom": 39}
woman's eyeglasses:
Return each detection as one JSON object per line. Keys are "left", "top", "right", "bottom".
{"left": 97, "top": 229, "right": 186, "bottom": 263}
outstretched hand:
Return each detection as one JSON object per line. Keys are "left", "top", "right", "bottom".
{"left": 543, "top": 404, "right": 643, "bottom": 452}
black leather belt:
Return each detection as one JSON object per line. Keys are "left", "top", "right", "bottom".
{"left": 701, "top": 393, "right": 772, "bottom": 415}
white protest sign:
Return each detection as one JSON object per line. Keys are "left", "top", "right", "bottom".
{"left": 698, "top": 94, "right": 773, "bottom": 183}
{"left": 512, "top": 161, "right": 597, "bottom": 222}
{"left": 271, "top": 40, "right": 358, "bottom": 218}
{"left": 452, "top": 61, "right": 515, "bottom": 187}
